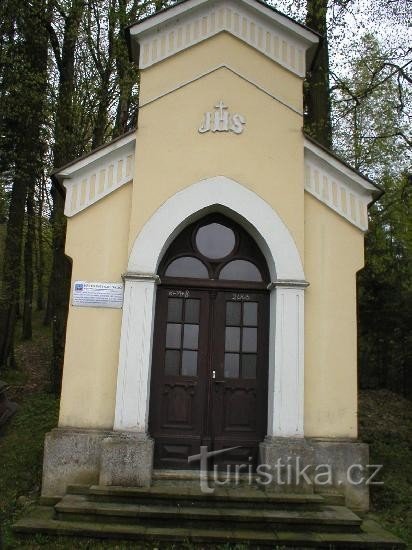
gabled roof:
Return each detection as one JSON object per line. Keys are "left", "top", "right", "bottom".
{"left": 53, "top": 131, "right": 136, "bottom": 217}
{"left": 304, "top": 134, "right": 383, "bottom": 198}
{"left": 126, "top": 0, "right": 319, "bottom": 77}
{"left": 128, "top": 0, "right": 320, "bottom": 39}
{"left": 52, "top": 130, "right": 136, "bottom": 180}
{"left": 303, "top": 135, "right": 382, "bottom": 232}
{"left": 53, "top": 126, "right": 380, "bottom": 232}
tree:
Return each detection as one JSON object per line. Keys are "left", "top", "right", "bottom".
{"left": 271, "top": 1, "right": 411, "bottom": 397}
{"left": 0, "top": 0, "right": 49, "bottom": 367}
{"left": 45, "top": 0, "right": 174, "bottom": 392}
{"left": 46, "top": 0, "right": 86, "bottom": 392}
{"left": 113, "top": 0, "right": 141, "bottom": 137}
{"left": 0, "top": 184, "right": 8, "bottom": 224}
{"left": 332, "top": 34, "right": 411, "bottom": 177}
{"left": 358, "top": 172, "right": 411, "bottom": 398}
{"left": 331, "top": 34, "right": 411, "bottom": 398}
{"left": 304, "top": 0, "right": 332, "bottom": 147}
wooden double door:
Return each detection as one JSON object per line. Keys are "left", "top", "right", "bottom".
{"left": 149, "top": 286, "right": 269, "bottom": 470}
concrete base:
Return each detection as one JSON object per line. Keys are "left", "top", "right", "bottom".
{"left": 99, "top": 433, "right": 154, "bottom": 487}
{"left": 259, "top": 437, "right": 370, "bottom": 511}
{"left": 41, "top": 429, "right": 369, "bottom": 511}
{"left": 41, "top": 428, "right": 110, "bottom": 498}
{"left": 41, "top": 428, "right": 154, "bottom": 498}
{"left": 311, "top": 438, "right": 370, "bottom": 512}
{"left": 259, "top": 437, "right": 315, "bottom": 493}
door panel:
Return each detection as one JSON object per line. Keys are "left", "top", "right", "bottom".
{"left": 149, "top": 288, "right": 210, "bottom": 469}
{"left": 210, "top": 291, "right": 269, "bottom": 469}
{"left": 149, "top": 287, "right": 268, "bottom": 470}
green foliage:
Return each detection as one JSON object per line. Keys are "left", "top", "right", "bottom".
{"left": 359, "top": 390, "right": 412, "bottom": 545}
{"left": 331, "top": 33, "right": 411, "bottom": 398}
{"left": 0, "top": 184, "right": 9, "bottom": 224}
{"left": 358, "top": 172, "right": 411, "bottom": 396}
{"left": 0, "top": 393, "right": 59, "bottom": 546}
{"left": 332, "top": 33, "right": 411, "bottom": 178}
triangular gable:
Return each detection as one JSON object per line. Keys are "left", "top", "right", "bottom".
{"left": 127, "top": 0, "right": 319, "bottom": 77}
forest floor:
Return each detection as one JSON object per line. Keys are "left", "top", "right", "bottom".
{"left": 0, "top": 312, "right": 411, "bottom": 549}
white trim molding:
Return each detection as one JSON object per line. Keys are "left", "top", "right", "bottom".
{"left": 304, "top": 138, "right": 380, "bottom": 232}
{"left": 54, "top": 132, "right": 136, "bottom": 217}
{"left": 128, "top": 176, "right": 304, "bottom": 281}
{"left": 114, "top": 274, "right": 158, "bottom": 432}
{"left": 269, "top": 285, "right": 305, "bottom": 437}
{"left": 115, "top": 176, "right": 308, "bottom": 439}
{"left": 129, "top": 0, "right": 318, "bottom": 77}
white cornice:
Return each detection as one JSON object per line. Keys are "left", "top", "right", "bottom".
{"left": 129, "top": 0, "right": 319, "bottom": 77}
{"left": 55, "top": 132, "right": 136, "bottom": 179}
{"left": 56, "top": 133, "right": 136, "bottom": 217}
{"left": 304, "top": 138, "right": 380, "bottom": 232}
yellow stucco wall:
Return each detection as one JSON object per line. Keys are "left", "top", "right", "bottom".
{"left": 130, "top": 33, "right": 305, "bottom": 259}
{"left": 58, "top": 31, "right": 364, "bottom": 439}
{"left": 304, "top": 193, "right": 364, "bottom": 438}
{"left": 59, "top": 184, "right": 132, "bottom": 428}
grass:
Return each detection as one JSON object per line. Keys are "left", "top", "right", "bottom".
{"left": 0, "top": 394, "right": 59, "bottom": 548}
{"left": 0, "top": 314, "right": 410, "bottom": 548}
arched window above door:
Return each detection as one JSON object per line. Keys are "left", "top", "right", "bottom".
{"left": 159, "top": 214, "right": 270, "bottom": 288}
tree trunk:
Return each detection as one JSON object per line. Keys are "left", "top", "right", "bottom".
{"left": 113, "top": 0, "right": 139, "bottom": 137}
{"left": 49, "top": 182, "right": 72, "bottom": 394}
{"left": 92, "top": 84, "right": 111, "bottom": 148}
{"left": 0, "top": 0, "right": 48, "bottom": 369}
{"left": 35, "top": 179, "right": 45, "bottom": 311}
{"left": 0, "top": 173, "right": 26, "bottom": 369}
{"left": 305, "top": 0, "right": 332, "bottom": 148}
{"left": 46, "top": 0, "right": 85, "bottom": 394}
{"left": 90, "top": 0, "right": 116, "bottom": 148}
{"left": 22, "top": 185, "right": 35, "bottom": 339}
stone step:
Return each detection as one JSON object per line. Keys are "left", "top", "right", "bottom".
{"left": 13, "top": 506, "right": 406, "bottom": 548}
{"left": 66, "top": 482, "right": 346, "bottom": 507}
{"left": 152, "top": 468, "right": 257, "bottom": 484}
{"left": 152, "top": 470, "right": 348, "bottom": 506}
{"left": 55, "top": 494, "right": 362, "bottom": 533}
{"left": 82, "top": 483, "right": 326, "bottom": 508}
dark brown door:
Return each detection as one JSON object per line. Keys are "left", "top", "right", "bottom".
{"left": 149, "top": 286, "right": 268, "bottom": 470}
{"left": 210, "top": 290, "right": 268, "bottom": 468}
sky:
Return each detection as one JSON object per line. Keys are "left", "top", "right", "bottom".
{"left": 269, "top": 0, "right": 411, "bottom": 73}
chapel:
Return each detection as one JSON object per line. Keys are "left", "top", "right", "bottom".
{"left": 15, "top": 1, "right": 403, "bottom": 546}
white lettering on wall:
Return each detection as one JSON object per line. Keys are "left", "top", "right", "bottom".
{"left": 199, "top": 101, "right": 246, "bottom": 135}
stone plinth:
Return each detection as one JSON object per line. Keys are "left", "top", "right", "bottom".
{"left": 311, "top": 438, "right": 370, "bottom": 512}
{"left": 259, "top": 437, "right": 315, "bottom": 493}
{"left": 99, "top": 432, "right": 154, "bottom": 487}
{"left": 41, "top": 428, "right": 154, "bottom": 497}
{"left": 41, "top": 428, "right": 110, "bottom": 497}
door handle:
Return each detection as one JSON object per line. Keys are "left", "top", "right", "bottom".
{"left": 212, "top": 370, "right": 225, "bottom": 384}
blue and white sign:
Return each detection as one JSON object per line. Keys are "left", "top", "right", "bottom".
{"left": 72, "top": 281, "right": 124, "bottom": 309}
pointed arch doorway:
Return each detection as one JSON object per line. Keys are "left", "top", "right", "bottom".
{"left": 149, "top": 214, "right": 270, "bottom": 470}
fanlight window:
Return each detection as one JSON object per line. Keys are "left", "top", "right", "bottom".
{"left": 161, "top": 214, "right": 269, "bottom": 286}
{"left": 219, "top": 260, "right": 262, "bottom": 282}
{"left": 165, "top": 257, "right": 209, "bottom": 278}
{"left": 195, "top": 223, "right": 235, "bottom": 259}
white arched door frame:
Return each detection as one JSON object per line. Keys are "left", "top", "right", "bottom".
{"left": 114, "top": 176, "right": 308, "bottom": 439}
